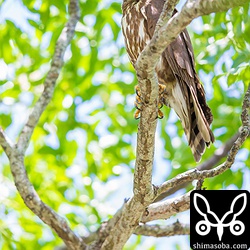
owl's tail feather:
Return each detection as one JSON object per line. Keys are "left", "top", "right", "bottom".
{"left": 169, "top": 81, "right": 214, "bottom": 162}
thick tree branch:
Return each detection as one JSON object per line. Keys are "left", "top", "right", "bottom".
{"left": 99, "top": 1, "right": 179, "bottom": 248}
{"left": 141, "top": 192, "right": 190, "bottom": 223}
{"left": 8, "top": 157, "right": 86, "bottom": 250}
{"left": 54, "top": 84, "right": 250, "bottom": 250}
{"left": 98, "top": 85, "right": 249, "bottom": 247}
{"left": 99, "top": 196, "right": 154, "bottom": 249}
{"left": 135, "top": 221, "right": 190, "bottom": 237}
{"left": 93, "top": 0, "right": 249, "bottom": 248}
{"left": 0, "top": 1, "right": 86, "bottom": 249}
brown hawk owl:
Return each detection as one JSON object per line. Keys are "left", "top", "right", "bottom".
{"left": 121, "top": 0, "right": 214, "bottom": 162}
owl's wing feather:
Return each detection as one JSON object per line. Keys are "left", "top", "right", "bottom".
{"left": 143, "top": 3, "right": 214, "bottom": 162}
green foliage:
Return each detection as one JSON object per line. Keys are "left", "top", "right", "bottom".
{"left": 0, "top": 0, "right": 249, "bottom": 249}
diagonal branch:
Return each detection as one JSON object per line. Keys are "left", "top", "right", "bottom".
{"left": 241, "top": 85, "right": 250, "bottom": 128}
{"left": 137, "top": 0, "right": 249, "bottom": 72}
{"left": 141, "top": 126, "right": 248, "bottom": 223}
{"left": 16, "top": 0, "right": 80, "bottom": 155}
{"left": 135, "top": 221, "right": 190, "bottom": 237}
{"left": 155, "top": 0, "right": 179, "bottom": 32}
{"left": 156, "top": 124, "right": 248, "bottom": 198}
{"left": 0, "top": 127, "right": 14, "bottom": 158}
{"left": 8, "top": 158, "right": 86, "bottom": 250}
{"left": 0, "top": 0, "right": 86, "bottom": 249}
{"left": 141, "top": 192, "right": 191, "bottom": 223}
{"left": 157, "top": 83, "right": 249, "bottom": 197}
{"left": 155, "top": 131, "right": 240, "bottom": 202}
{"left": 143, "top": 85, "right": 249, "bottom": 223}
{"left": 197, "top": 132, "right": 241, "bottom": 171}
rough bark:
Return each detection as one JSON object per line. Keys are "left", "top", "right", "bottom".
{"left": 0, "top": 0, "right": 249, "bottom": 249}
{"left": 0, "top": 1, "right": 86, "bottom": 249}
{"left": 134, "top": 221, "right": 190, "bottom": 237}
{"left": 91, "top": 0, "right": 250, "bottom": 248}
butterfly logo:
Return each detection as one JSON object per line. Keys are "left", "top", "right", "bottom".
{"left": 193, "top": 193, "right": 247, "bottom": 241}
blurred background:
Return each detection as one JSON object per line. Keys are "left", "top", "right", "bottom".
{"left": 0, "top": 0, "right": 249, "bottom": 249}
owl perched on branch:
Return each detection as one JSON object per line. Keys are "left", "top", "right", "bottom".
{"left": 121, "top": 0, "right": 214, "bottom": 162}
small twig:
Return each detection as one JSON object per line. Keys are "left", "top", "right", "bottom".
{"left": 135, "top": 221, "right": 190, "bottom": 237}
{"left": 156, "top": 136, "right": 248, "bottom": 198}
{"left": 154, "top": 132, "right": 240, "bottom": 202}
{"left": 241, "top": 85, "right": 250, "bottom": 128}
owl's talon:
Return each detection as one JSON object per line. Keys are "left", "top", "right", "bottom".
{"left": 134, "top": 84, "right": 165, "bottom": 120}
{"left": 134, "top": 85, "right": 142, "bottom": 119}
{"left": 158, "top": 102, "right": 163, "bottom": 110}
{"left": 159, "top": 84, "right": 166, "bottom": 94}
{"left": 135, "top": 93, "right": 142, "bottom": 110}
{"left": 135, "top": 85, "right": 141, "bottom": 97}
{"left": 134, "top": 109, "right": 141, "bottom": 119}
{"left": 158, "top": 109, "right": 164, "bottom": 119}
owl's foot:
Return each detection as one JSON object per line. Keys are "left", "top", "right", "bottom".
{"left": 134, "top": 84, "right": 166, "bottom": 119}
{"left": 134, "top": 85, "right": 142, "bottom": 119}
{"left": 158, "top": 84, "right": 166, "bottom": 119}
